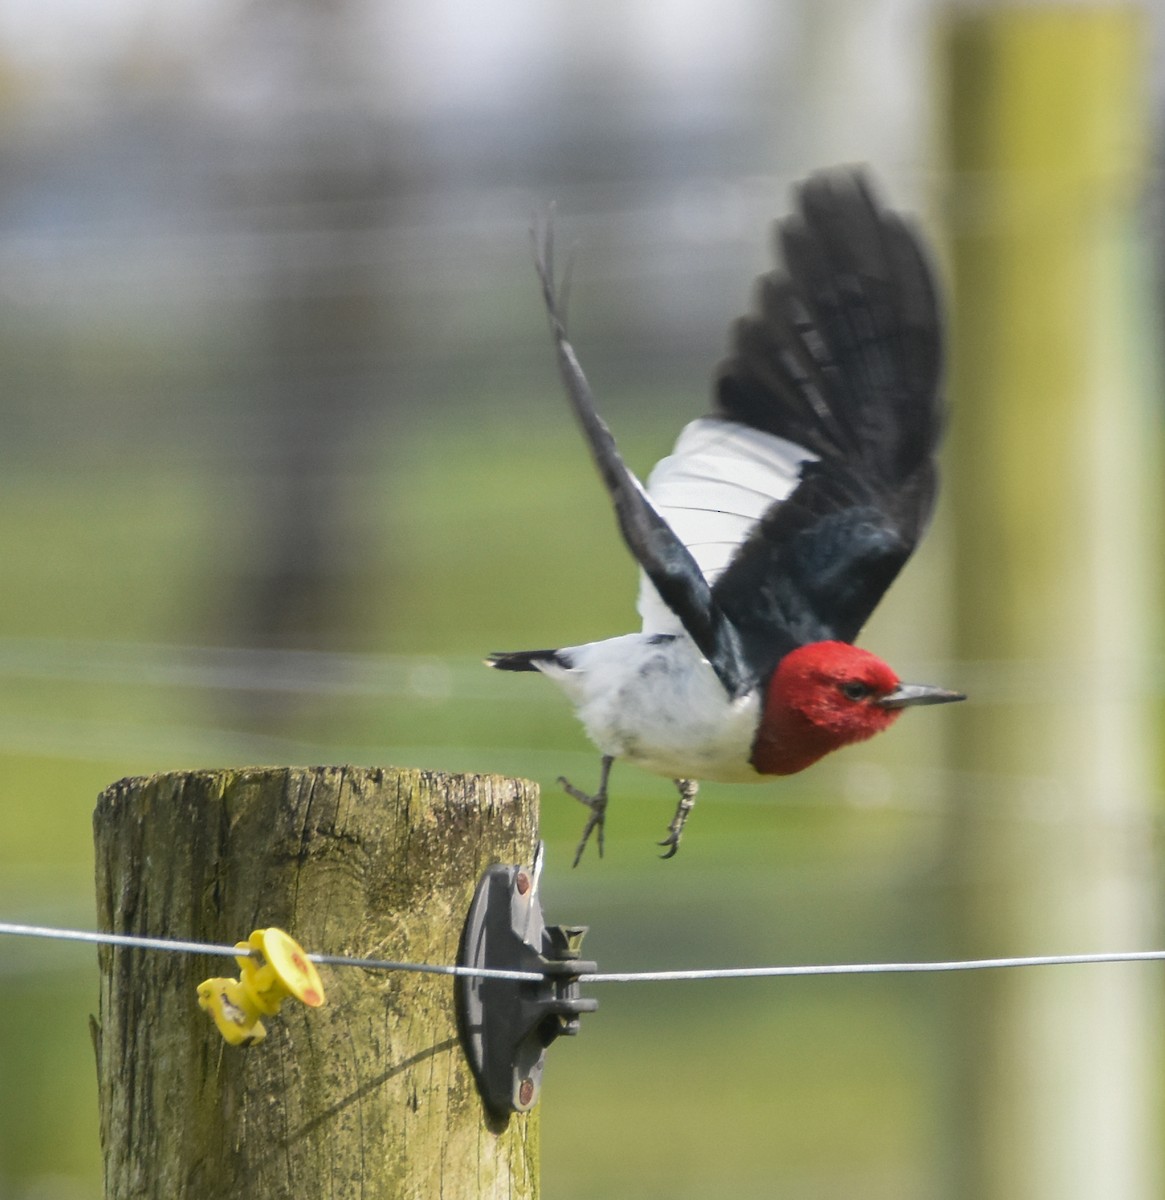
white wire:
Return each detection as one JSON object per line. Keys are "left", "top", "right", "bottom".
{"left": 308, "top": 954, "right": 541, "bottom": 982}
{"left": 0, "top": 922, "right": 250, "bottom": 961}
{"left": 0, "top": 922, "right": 543, "bottom": 983}
{"left": 3, "top": 920, "right": 1164, "bottom": 986}
{"left": 579, "top": 951, "right": 1165, "bottom": 984}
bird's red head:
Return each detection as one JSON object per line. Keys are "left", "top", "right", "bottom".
{"left": 750, "top": 641, "right": 962, "bottom": 776}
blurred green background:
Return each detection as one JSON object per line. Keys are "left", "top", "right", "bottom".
{"left": 0, "top": 3, "right": 1163, "bottom": 1198}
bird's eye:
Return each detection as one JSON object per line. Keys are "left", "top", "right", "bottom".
{"left": 841, "top": 681, "right": 872, "bottom": 701}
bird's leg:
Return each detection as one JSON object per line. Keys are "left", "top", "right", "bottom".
{"left": 658, "top": 778, "right": 699, "bottom": 859}
{"left": 558, "top": 755, "right": 614, "bottom": 868}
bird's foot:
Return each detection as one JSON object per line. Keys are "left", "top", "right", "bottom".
{"left": 658, "top": 778, "right": 699, "bottom": 860}
{"left": 559, "top": 756, "right": 614, "bottom": 868}
{"left": 559, "top": 777, "right": 607, "bottom": 866}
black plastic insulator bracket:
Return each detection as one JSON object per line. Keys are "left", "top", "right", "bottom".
{"left": 455, "top": 846, "right": 598, "bottom": 1116}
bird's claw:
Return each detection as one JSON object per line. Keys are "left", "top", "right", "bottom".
{"left": 558, "top": 775, "right": 607, "bottom": 867}
{"left": 657, "top": 778, "right": 698, "bottom": 861}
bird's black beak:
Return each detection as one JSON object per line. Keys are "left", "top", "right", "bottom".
{"left": 879, "top": 682, "right": 966, "bottom": 710}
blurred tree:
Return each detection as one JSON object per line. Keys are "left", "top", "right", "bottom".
{"left": 214, "top": 0, "right": 400, "bottom": 670}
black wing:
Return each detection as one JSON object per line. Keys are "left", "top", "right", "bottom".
{"left": 711, "top": 168, "right": 944, "bottom": 681}
{"left": 532, "top": 220, "right": 755, "bottom": 699}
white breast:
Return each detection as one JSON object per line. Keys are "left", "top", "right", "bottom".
{"left": 537, "top": 633, "right": 764, "bottom": 783}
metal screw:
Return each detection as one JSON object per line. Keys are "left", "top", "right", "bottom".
{"left": 515, "top": 871, "right": 531, "bottom": 895}
{"left": 518, "top": 1078, "right": 535, "bottom": 1107}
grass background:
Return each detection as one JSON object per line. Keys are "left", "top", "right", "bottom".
{"left": 0, "top": 393, "right": 966, "bottom": 1198}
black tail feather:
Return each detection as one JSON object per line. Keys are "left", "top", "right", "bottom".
{"left": 486, "top": 649, "right": 566, "bottom": 672}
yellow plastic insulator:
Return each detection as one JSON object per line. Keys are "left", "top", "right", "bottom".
{"left": 197, "top": 927, "right": 326, "bottom": 1046}
{"left": 237, "top": 927, "right": 326, "bottom": 1012}
{"left": 197, "top": 975, "right": 269, "bottom": 1046}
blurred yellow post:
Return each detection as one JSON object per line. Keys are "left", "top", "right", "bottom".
{"left": 943, "top": 6, "right": 1159, "bottom": 1200}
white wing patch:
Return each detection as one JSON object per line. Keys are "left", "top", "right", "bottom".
{"left": 637, "top": 417, "right": 816, "bottom": 634}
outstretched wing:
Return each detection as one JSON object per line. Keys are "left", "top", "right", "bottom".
{"left": 711, "top": 169, "right": 943, "bottom": 679}
{"left": 532, "top": 220, "right": 755, "bottom": 699}
{"left": 641, "top": 168, "right": 944, "bottom": 681}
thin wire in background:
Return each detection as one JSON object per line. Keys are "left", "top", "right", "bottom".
{"left": 0, "top": 635, "right": 1161, "bottom": 706}
{"left": 0, "top": 637, "right": 1158, "bottom": 830}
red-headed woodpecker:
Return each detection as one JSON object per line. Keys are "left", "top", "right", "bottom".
{"left": 489, "top": 168, "right": 964, "bottom": 864}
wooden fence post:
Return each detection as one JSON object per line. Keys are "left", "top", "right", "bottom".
{"left": 92, "top": 765, "right": 541, "bottom": 1200}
